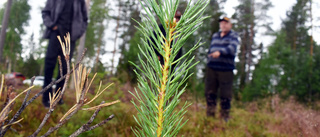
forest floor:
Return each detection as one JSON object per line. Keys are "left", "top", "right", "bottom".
{"left": 4, "top": 79, "right": 320, "bottom": 137}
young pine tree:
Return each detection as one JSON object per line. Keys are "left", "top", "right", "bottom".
{"left": 129, "top": 0, "right": 209, "bottom": 136}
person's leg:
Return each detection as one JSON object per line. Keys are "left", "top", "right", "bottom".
{"left": 218, "top": 71, "right": 234, "bottom": 121}
{"left": 42, "top": 31, "right": 60, "bottom": 107}
{"left": 205, "top": 67, "right": 219, "bottom": 117}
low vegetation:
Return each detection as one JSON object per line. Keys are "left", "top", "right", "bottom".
{"left": 2, "top": 80, "right": 319, "bottom": 137}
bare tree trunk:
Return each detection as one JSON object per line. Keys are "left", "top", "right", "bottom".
{"left": 94, "top": 45, "right": 101, "bottom": 72}
{"left": 292, "top": 23, "right": 297, "bottom": 51}
{"left": 239, "top": 42, "right": 246, "bottom": 90}
{"left": 7, "top": 58, "right": 11, "bottom": 74}
{"left": 39, "top": 63, "right": 44, "bottom": 76}
{"left": 240, "top": 28, "right": 248, "bottom": 90}
{"left": 4, "top": 56, "right": 8, "bottom": 71}
{"left": 13, "top": 56, "right": 17, "bottom": 72}
{"left": 111, "top": 3, "right": 121, "bottom": 76}
{"left": 0, "top": 0, "right": 13, "bottom": 63}
{"left": 308, "top": 0, "right": 313, "bottom": 103}
{"left": 94, "top": 25, "right": 104, "bottom": 72}
{"left": 76, "top": 33, "right": 87, "bottom": 63}
{"left": 259, "top": 43, "right": 263, "bottom": 60}
{"left": 7, "top": 41, "right": 14, "bottom": 73}
{"left": 93, "top": 0, "right": 107, "bottom": 72}
{"left": 310, "top": 0, "right": 313, "bottom": 57}
{"left": 76, "top": 0, "right": 91, "bottom": 63}
{"left": 245, "top": 0, "right": 255, "bottom": 84}
{"left": 70, "top": 0, "right": 91, "bottom": 89}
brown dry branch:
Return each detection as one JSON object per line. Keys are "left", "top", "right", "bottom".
{"left": 20, "top": 77, "right": 35, "bottom": 111}
{"left": 0, "top": 48, "right": 86, "bottom": 136}
{"left": 70, "top": 101, "right": 106, "bottom": 137}
{"left": 30, "top": 42, "right": 71, "bottom": 136}
{"left": 42, "top": 83, "right": 118, "bottom": 137}
{"left": 0, "top": 33, "right": 119, "bottom": 137}
{"left": 0, "top": 75, "right": 4, "bottom": 100}
{"left": 42, "top": 104, "right": 84, "bottom": 137}
{"left": 0, "top": 81, "right": 34, "bottom": 135}
{"left": 60, "top": 101, "right": 115, "bottom": 137}
{"left": 0, "top": 86, "right": 34, "bottom": 123}
{"left": 58, "top": 56, "right": 63, "bottom": 78}
{"left": 86, "top": 114, "right": 114, "bottom": 130}
{"left": 31, "top": 33, "right": 78, "bottom": 137}
{"left": 1, "top": 86, "right": 14, "bottom": 111}
{"left": 40, "top": 63, "right": 119, "bottom": 136}
{"left": 0, "top": 86, "right": 15, "bottom": 125}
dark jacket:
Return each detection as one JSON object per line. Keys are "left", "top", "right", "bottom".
{"left": 149, "top": 24, "right": 182, "bottom": 65}
{"left": 42, "top": 0, "right": 88, "bottom": 41}
{"left": 207, "top": 30, "right": 239, "bottom": 71}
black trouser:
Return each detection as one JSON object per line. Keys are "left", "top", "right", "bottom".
{"left": 205, "top": 67, "right": 234, "bottom": 115}
{"left": 42, "top": 30, "right": 75, "bottom": 104}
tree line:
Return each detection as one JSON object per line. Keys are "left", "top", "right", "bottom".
{"left": 0, "top": 0, "right": 319, "bottom": 103}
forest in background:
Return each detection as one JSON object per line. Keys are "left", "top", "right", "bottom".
{"left": 0, "top": 0, "right": 319, "bottom": 104}
{"left": 0, "top": 0, "right": 320, "bottom": 136}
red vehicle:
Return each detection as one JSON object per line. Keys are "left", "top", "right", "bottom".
{"left": 5, "top": 72, "right": 26, "bottom": 87}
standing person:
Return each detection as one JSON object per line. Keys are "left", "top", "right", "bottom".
{"left": 41, "top": 0, "right": 88, "bottom": 108}
{"left": 205, "top": 17, "right": 239, "bottom": 122}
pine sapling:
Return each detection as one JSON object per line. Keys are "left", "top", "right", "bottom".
{"left": 130, "top": 0, "right": 209, "bottom": 136}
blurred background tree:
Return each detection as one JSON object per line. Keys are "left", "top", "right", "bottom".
{"left": 83, "top": 0, "right": 109, "bottom": 72}
{"left": 0, "top": 0, "right": 319, "bottom": 104}
{"left": 0, "top": 0, "right": 30, "bottom": 73}
{"left": 242, "top": 0, "right": 320, "bottom": 102}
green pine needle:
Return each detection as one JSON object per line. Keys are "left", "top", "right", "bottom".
{"left": 130, "top": 0, "right": 209, "bottom": 136}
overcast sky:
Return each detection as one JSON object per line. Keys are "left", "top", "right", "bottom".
{"left": 0, "top": 0, "right": 319, "bottom": 68}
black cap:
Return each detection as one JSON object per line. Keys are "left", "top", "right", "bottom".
{"left": 219, "top": 17, "right": 231, "bottom": 23}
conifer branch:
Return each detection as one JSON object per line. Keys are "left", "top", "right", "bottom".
{"left": 130, "top": 0, "right": 209, "bottom": 136}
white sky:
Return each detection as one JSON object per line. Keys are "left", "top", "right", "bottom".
{"left": 0, "top": 0, "right": 320, "bottom": 69}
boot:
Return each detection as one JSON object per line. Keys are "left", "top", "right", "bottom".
{"left": 206, "top": 105, "right": 216, "bottom": 117}
{"left": 220, "top": 109, "right": 230, "bottom": 122}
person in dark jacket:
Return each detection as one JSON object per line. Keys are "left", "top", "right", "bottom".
{"left": 41, "top": 0, "right": 88, "bottom": 108}
{"left": 149, "top": 11, "right": 183, "bottom": 71}
{"left": 205, "top": 17, "right": 239, "bottom": 122}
